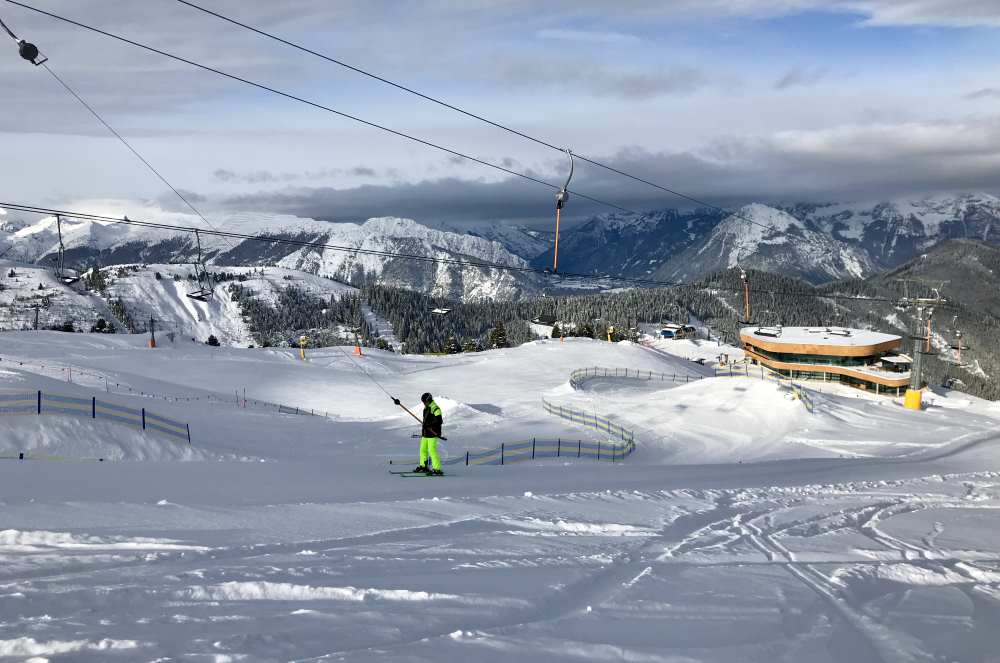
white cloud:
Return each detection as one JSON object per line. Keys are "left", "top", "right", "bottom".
{"left": 843, "top": 0, "right": 1000, "bottom": 28}
{"left": 536, "top": 28, "right": 640, "bottom": 44}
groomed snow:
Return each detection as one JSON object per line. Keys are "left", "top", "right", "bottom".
{"left": 0, "top": 331, "right": 998, "bottom": 662}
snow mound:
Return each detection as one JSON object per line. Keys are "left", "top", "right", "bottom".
{"left": 181, "top": 581, "right": 518, "bottom": 606}
{"left": 0, "top": 637, "right": 140, "bottom": 658}
{"left": 835, "top": 562, "right": 1000, "bottom": 587}
{"left": 500, "top": 517, "right": 656, "bottom": 537}
{"left": 0, "top": 529, "right": 208, "bottom": 553}
{"left": 0, "top": 415, "right": 210, "bottom": 462}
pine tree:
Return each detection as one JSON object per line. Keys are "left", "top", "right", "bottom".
{"left": 488, "top": 321, "right": 508, "bottom": 349}
{"left": 85, "top": 265, "right": 107, "bottom": 293}
{"left": 206, "top": 334, "right": 220, "bottom": 347}
{"left": 445, "top": 335, "right": 462, "bottom": 354}
{"left": 550, "top": 323, "right": 562, "bottom": 339}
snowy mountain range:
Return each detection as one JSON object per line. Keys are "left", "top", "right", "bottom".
{"left": 530, "top": 208, "right": 723, "bottom": 277}
{"left": 655, "top": 203, "right": 876, "bottom": 283}
{"left": 531, "top": 193, "right": 1000, "bottom": 284}
{"left": 0, "top": 206, "right": 539, "bottom": 302}
{"left": 3, "top": 192, "right": 999, "bottom": 310}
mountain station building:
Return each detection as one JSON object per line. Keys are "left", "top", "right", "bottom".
{"left": 739, "top": 326, "right": 912, "bottom": 395}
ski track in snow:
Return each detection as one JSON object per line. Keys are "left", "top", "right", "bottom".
{"left": 0, "top": 333, "right": 998, "bottom": 661}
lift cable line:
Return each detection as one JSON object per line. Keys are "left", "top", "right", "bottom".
{"left": 3, "top": 0, "right": 634, "bottom": 217}
{"left": 0, "top": 201, "right": 958, "bottom": 310}
{"left": 2, "top": 9, "right": 237, "bottom": 267}
{"left": 333, "top": 345, "right": 429, "bottom": 429}
{"left": 39, "top": 64, "right": 227, "bottom": 240}
{"left": 169, "top": 0, "right": 777, "bottom": 234}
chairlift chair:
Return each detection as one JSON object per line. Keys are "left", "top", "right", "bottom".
{"left": 186, "top": 230, "right": 214, "bottom": 301}
{"left": 53, "top": 215, "right": 80, "bottom": 285}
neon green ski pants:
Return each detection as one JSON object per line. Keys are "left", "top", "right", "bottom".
{"left": 420, "top": 436, "right": 441, "bottom": 471}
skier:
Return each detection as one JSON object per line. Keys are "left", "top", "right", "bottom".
{"left": 393, "top": 392, "right": 443, "bottom": 475}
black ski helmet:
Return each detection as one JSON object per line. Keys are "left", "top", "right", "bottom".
{"left": 421, "top": 392, "right": 433, "bottom": 404}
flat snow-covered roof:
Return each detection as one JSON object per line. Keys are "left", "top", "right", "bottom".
{"left": 740, "top": 326, "right": 901, "bottom": 347}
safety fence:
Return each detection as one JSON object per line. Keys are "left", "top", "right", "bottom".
{"left": 570, "top": 364, "right": 815, "bottom": 412}
{"left": 541, "top": 398, "right": 636, "bottom": 445}
{"left": 0, "top": 390, "right": 192, "bottom": 445}
{"left": 569, "top": 366, "right": 705, "bottom": 389}
{"left": 0, "top": 355, "right": 321, "bottom": 418}
{"left": 390, "top": 436, "right": 635, "bottom": 468}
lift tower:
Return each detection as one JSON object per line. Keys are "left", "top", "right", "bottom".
{"left": 898, "top": 282, "right": 946, "bottom": 411}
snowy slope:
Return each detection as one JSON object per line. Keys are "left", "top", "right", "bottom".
{"left": 0, "top": 260, "right": 357, "bottom": 346}
{"left": 102, "top": 263, "right": 357, "bottom": 346}
{"left": 0, "top": 260, "right": 114, "bottom": 332}
{"left": 0, "top": 332, "right": 999, "bottom": 661}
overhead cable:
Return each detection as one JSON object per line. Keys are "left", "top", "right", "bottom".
{"left": 40, "top": 63, "right": 228, "bottom": 240}
{"left": 3, "top": 0, "right": 635, "bottom": 216}
{"left": 171, "top": 0, "right": 775, "bottom": 232}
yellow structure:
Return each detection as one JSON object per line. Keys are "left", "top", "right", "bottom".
{"left": 903, "top": 389, "right": 923, "bottom": 410}
{"left": 298, "top": 335, "right": 309, "bottom": 360}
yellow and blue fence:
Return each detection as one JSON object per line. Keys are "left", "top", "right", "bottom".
{"left": 569, "top": 364, "right": 815, "bottom": 412}
{"left": 541, "top": 398, "right": 636, "bottom": 446}
{"left": 0, "top": 389, "right": 192, "bottom": 445}
{"left": 391, "top": 435, "right": 635, "bottom": 468}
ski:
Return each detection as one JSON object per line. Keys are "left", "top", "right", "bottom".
{"left": 394, "top": 472, "right": 448, "bottom": 477}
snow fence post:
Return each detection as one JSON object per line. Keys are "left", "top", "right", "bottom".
{"left": 578, "top": 440, "right": 581, "bottom": 458}
{"left": 500, "top": 442, "right": 504, "bottom": 466}
{"left": 597, "top": 440, "right": 601, "bottom": 461}
{"left": 465, "top": 451, "right": 469, "bottom": 466}
{"left": 532, "top": 438, "right": 536, "bottom": 460}
{"left": 37, "top": 390, "right": 41, "bottom": 415}
{"left": 557, "top": 438, "right": 561, "bottom": 457}
{"left": 186, "top": 424, "right": 192, "bottom": 445}
{"left": 91, "top": 396, "right": 96, "bottom": 419}
{"left": 141, "top": 408, "right": 146, "bottom": 431}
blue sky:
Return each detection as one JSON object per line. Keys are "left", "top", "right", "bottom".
{"left": 3, "top": 0, "right": 1000, "bottom": 227}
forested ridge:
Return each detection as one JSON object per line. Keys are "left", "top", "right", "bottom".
{"left": 229, "top": 260, "right": 998, "bottom": 400}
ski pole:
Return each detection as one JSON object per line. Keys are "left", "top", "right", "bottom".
{"left": 392, "top": 397, "right": 446, "bottom": 439}
{"left": 391, "top": 396, "right": 422, "bottom": 424}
